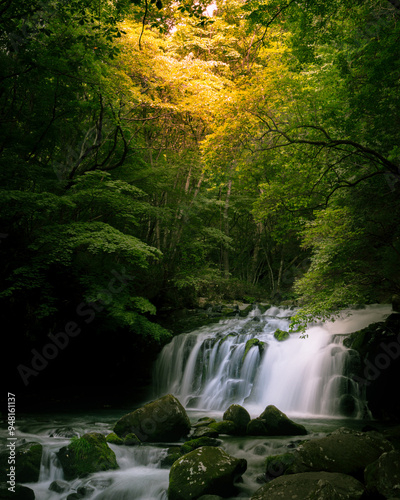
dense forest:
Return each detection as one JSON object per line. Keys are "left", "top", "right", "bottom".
{"left": 2, "top": 0, "right": 400, "bottom": 405}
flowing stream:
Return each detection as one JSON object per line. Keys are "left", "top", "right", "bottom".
{"left": 2, "top": 304, "right": 391, "bottom": 499}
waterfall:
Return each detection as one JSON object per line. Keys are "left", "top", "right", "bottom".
{"left": 153, "top": 304, "right": 391, "bottom": 418}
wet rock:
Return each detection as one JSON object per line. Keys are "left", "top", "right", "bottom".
{"left": 247, "top": 405, "right": 307, "bottom": 436}
{"left": 57, "top": 432, "right": 118, "bottom": 480}
{"left": 50, "top": 427, "right": 79, "bottom": 438}
{"left": 169, "top": 446, "right": 247, "bottom": 500}
{"left": 161, "top": 446, "right": 182, "bottom": 467}
{"left": 106, "top": 432, "right": 124, "bottom": 445}
{"left": 1, "top": 442, "right": 43, "bottom": 483}
{"left": 191, "top": 426, "right": 220, "bottom": 439}
{"left": 49, "top": 479, "right": 70, "bottom": 493}
{"left": 193, "top": 417, "right": 217, "bottom": 428}
{"left": 273, "top": 329, "right": 289, "bottom": 341}
{"left": 113, "top": 394, "right": 191, "bottom": 442}
{"left": 251, "top": 471, "right": 365, "bottom": 500}
{"left": 123, "top": 433, "right": 141, "bottom": 446}
{"left": 222, "top": 404, "right": 251, "bottom": 435}
{"left": 242, "top": 339, "right": 266, "bottom": 363}
{"left": 364, "top": 450, "right": 400, "bottom": 498}
{"left": 265, "top": 428, "right": 394, "bottom": 481}
{"left": 180, "top": 437, "right": 221, "bottom": 455}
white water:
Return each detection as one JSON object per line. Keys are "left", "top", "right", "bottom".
{"left": 2, "top": 304, "right": 391, "bottom": 500}
{"left": 154, "top": 304, "right": 391, "bottom": 418}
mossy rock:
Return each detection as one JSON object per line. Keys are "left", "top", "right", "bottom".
{"left": 161, "top": 447, "right": 182, "bottom": 467}
{"left": 191, "top": 426, "right": 220, "bottom": 439}
{"left": 193, "top": 417, "right": 217, "bottom": 428}
{"left": 57, "top": 432, "right": 118, "bottom": 480}
{"left": 209, "top": 420, "right": 237, "bottom": 435}
{"left": 364, "top": 450, "right": 400, "bottom": 498}
{"left": 106, "top": 432, "right": 124, "bottom": 445}
{"left": 239, "top": 304, "right": 254, "bottom": 317}
{"left": 180, "top": 437, "right": 220, "bottom": 455}
{"left": 169, "top": 446, "right": 247, "bottom": 500}
{"left": 223, "top": 405, "right": 251, "bottom": 435}
{"left": 265, "top": 453, "right": 305, "bottom": 480}
{"left": 0, "top": 442, "right": 43, "bottom": 483}
{"left": 274, "top": 329, "right": 289, "bottom": 341}
{"left": 242, "top": 338, "right": 266, "bottom": 363}
{"left": 123, "top": 433, "right": 141, "bottom": 446}
{"left": 113, "top": 394, "right": 191, "bottom": 442}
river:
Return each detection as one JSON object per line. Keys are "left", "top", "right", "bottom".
{"left": 2, "top": 304, "right": 391, "bottom": 499}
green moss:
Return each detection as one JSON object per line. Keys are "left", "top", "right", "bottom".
{"left": 209, "top": 420, "right": 237, "bottom": 435}
{"left": 106, "top": 433, "right": 124, "bottom": 445}
{"left": 123, "top": 433, "right": 141, "bottom": 446}
{"left": 265, "top": 453, "right": 299, "bottom": 478}
{"left": 180, "top": 436, "right": 220, "bottom": 455}
{"left": 57, "top": 433, "right": 118, "bottom": 479}
{"left": 242, "top": 338, "right": 265, "bottom": 362}
{"left": 274, "top": 328, "right": 290, "bottom": 341}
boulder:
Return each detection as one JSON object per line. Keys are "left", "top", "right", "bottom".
{"left": 251, "top": 471, "right": 365, "bottom": 500}
{"left": 223, "top": 404, "right": 251, "bottom": 434}
{"left": 106, "top": 432, "right": 124, "bottom": 445}
{"left": 209, "top": 420, "right": 237, "bottom": 435}
{"left": 364, "top": 450, "right": 400, "bottom": 498}
{"left": 191, "top": 426, "right": 220, "bottom": 439}
{"left": 57, "top": 432, "right": 118, "bottom": 479}
{"left": 169, "top": 446, "right": 247, "bottom": 500}
{"left": 193, "top": 417, "right": 217, "bottom": 428}
{"left": 123, "top": 433, "right": 141, "bottom": 446}
{"left": 247, "top": 405, "right": 307, "bottom": 436}
{"left": 0, "top": 442, "right": 43, "bottom": 483}
{"left": 265, "top": 428, "right": 394, "bottom": 481}
{"left": 242, "top": 339, "right": 266, "bottom": 363}
{"left": 273, "top": 329, "right": 289, "bottom": 341}
{"left": 49, "top": 480, "right": 70, "bottom": 493}
{"left": 113, "top": 394, "right": 191, "bottom": 442}
{"left": 180, "top": 437, "right": 221, "bottom": 455}
{"left": 161, "top": 446, "right": 182, "bottom": 467}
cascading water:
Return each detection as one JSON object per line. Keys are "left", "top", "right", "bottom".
{"left": 154, "top": 304, "right": 392, "bottom": 418}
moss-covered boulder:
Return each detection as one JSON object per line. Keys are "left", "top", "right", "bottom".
{"left": 364, "top": 450, "right": 400, "bottom": 498}
{"left": 161, "top": 447, "right": 183, "bottom": 467}
{"left": 57, "top": 432, "right": 118, "bottom": 480}
{"left": 193, "top": 417, "right": 217, "bottom": 428}
{"left": 242, "top": 338, "right": 266, "bottom": 363}
{"left": 222, "top": 405, "right": 251, "bottom": 435}
{"left": 123, "top": 433, "right": 141, "bottom": 446}
{"left": 267, "top": 428, "right": 393, "bottom": 481}
{"left": 113, "top": 394, "right": 191, "bottom": 442}
{"left": 251, "top": 472, "right": 365, "bottom": 500}
{"left": 106, "top": 432, "right": 124, "bottom": 445}
{"left": 180, "top": 437, "right": 220, "bottom": 455}
{"left": 0, "top": 442, "right": 43, "bottom": 483}
{"left": 273, "top": 329, "right": 289, "bottom": 341}
{"left": 247, "top": 406, "right": 307, "bottom": 437}
{"left": 191, "top": 426, "right": 220, "bottom": 439}
{"left": 169, "top": 446, "right": 247, "bottom": 500}
{"left": 209, "top": 421, "right": 236, "bottom": 435}
{"left": 265, "top": 452, "right": 306, "bottom": 480}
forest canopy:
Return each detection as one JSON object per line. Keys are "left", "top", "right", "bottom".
{"left": 1, "top": 0, "right": 399, "bottom": 390}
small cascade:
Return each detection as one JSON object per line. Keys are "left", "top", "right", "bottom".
{"left": 153, "top": 305, "right": 391, "bottom": 417}
{"left": 38, "top": 447, "right": 64, "bottom": 482}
